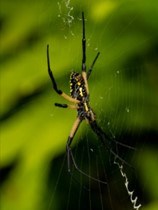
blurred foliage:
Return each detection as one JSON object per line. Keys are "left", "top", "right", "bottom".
{"left": 0, "top": 0, "right": 158, "bottom": 210}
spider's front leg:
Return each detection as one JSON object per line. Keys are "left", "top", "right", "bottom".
{"left": 81, "top": 12, "right": 89, "bottom": 96}
{"left": 47, "top": 45, "right": 80, "bottom": 104}
{"left": 81, "top": 12, "right": 100, "bottom": 87}
{"left": 87, "top": 52, "right": 100, "bottom": 79}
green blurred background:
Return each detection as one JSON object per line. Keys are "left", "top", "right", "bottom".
{"left": 0, "top": 0, "right": 158, "bottom": 210}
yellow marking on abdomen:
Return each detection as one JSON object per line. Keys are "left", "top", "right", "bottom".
{"left": 79, "top": 87, "right": 83, "bottom": 96}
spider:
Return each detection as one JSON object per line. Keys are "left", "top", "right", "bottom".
{"left": 47, "top": 12, "right": 129, "bottom": 183}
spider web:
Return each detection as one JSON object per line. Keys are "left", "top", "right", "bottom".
{"left": 45, "top": 1, "right": 157, "bottom": 210}
{"left": 0, "top": 1, "right": 157, "bottom": 210}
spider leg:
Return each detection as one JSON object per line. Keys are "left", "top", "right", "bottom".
{"left": 67, "top": 117, "right": 107, "bottom": 184}
{"left": 55, "top": 103, "right": 78, "bottom": 109}
{"left": 81, "top": 12, "right": 86, "bottom": 72}
{"left": 87, "top": 52, "right": 100, "bottom": 79}
{"left": 81, "top": 12, "right": 89, "bottom": 95}
{"left": 47, "top": 45, "right": 80, "bottom": 104}
{"left": 90, "top": 120, "right": 132, "bottom": 167}
{"left": 110, "top": 139, "right": 136, "bottom": 151}
{"left": 66, "top": 117, "right": 82, "bottom": 171}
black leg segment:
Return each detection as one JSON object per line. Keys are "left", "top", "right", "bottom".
{"left": 55, "top": 103, "right": 68, "bottom": 108}
{"left": 82, "top": 12, "right": 86, "bottom": 71}
{"left": 87, "top": 52, "right": 100, "bottom": 79}
{"left": 47, "top": 45, "right": 80, "bottom": 104}
{"left": 47, "top": 45, "right": 62, "bottom": 94}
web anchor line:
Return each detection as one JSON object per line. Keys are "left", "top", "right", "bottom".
{"left": 114, "top": 160, "right": 142, "bottom": 210}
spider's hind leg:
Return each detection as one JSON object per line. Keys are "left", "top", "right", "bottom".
{"left": 66, "top": 117, "right": 81, "bottom": 171}
{"left": 66, "top": 117, "right": 107, "bottom": 184}
{"left": 90, "top": 120, "right": 133, "bottom": 168}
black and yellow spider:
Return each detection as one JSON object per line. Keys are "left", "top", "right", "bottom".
{"left": 47, "top": 12, "right": 127, "bottom": 183}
